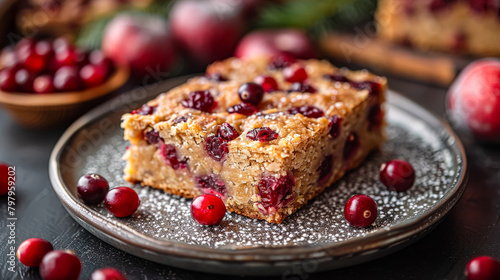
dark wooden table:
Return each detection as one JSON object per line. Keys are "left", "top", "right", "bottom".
{"left": 1, "top": 76, "right": 499, "bottom": 280}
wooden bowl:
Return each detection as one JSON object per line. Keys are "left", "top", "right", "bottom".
{"left": 0, "top": 64, "right": 129, "bottom": 129}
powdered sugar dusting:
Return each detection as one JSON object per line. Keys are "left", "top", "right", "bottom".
{"left": 81, "top": 107, "right": 461, "bottom": 249}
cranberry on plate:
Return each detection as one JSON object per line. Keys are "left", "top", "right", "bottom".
{"left": 77, "top": 173, "right": 110, "bottom": 205}
{"left": 379, "top": 159, "right": 415, "bottom": 192}
{"left": 105, "top": 187, "right": 140, "bottom": 217}
{"left": 17, "top": 238, "right": 53, "bottom": 267}
{"left": 39, "top": 250, "right": 82, "bottom": 280}
{"left": 344, "top": 194, "right": 377, "bottom": 228}
{"left": 191, "top": 194, "right": 226, "bottom": 225}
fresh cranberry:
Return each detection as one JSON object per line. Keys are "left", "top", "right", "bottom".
{"left": 14, "top": 68, "right": 35, "bottom": 92}
{"left": 160, "top": 142, "right": 187, "bottom": 169}
{"left": 0, "top": 67, "right": 18, "bottom": 91}
{"left": 283, "top": 65, "right": 308, "bottom": 83}
{"left": 191, "top": 194, "right": 226, "bottom": 225}
{"left": 254, "top": 75, "right": 278, "bottom": 92}
{"left": 428, "top": 0, "right": 454, "bottom": 12}
{"left": 18, "top": 41, "right": 51, "bottom": 73}
{"left": 53, "top": 66, "right": 82, "bottom": 92}
{"left": 465, "top": 256, "right": 500, "bottom": 280}
{"left": 0, "top": 162, "right": 11, "bottom": 196}
{"left": 195, "top": 174, "right": 227, "bottom": 197}
{"left": 217, "top": 122, "right": 239, "bottom": 141}
{"left": 258, "top": 173, "right": 295, "bottom": 211}
{"left": 328, "top": 115, "right": 342, "bottom": 138}
{"left": 33, "top": 75, "right": 55, "bottom": 94}
{"left": 268, "top": 54, "right": 296, "bottom": 70}
{"left": 16, "top": 238, "right": 53, "bottom": 267}
{"left": 105, "top": 187, "right": 140, "bottom": 217}
{"left": 77, "top": 173, "right": 110, "bottom": 205}
{"left": 205, "top": 136, "right": 229, "bottom": 161}
{"left": 350, "top": 80, "right": 381, "bottom": 97}
{"left": 468, "top": 0, "right": 495, "bottom": 13}
{"left": 39, "top": 250, "right": 82, "bottom": 280}
{"left": 89, "top": 50, "right": 112, "bottom": 72}
{"left": 173, "top": 116, "right": 188, "bottom": 123}
{"left": 131, "top": 104, "right": 157, "bottom": 115}
{"left": 368, "top": 104, "right": 383, "bottom": 129}
{"left": 55, "top": 46, "right": 85, "bottom": 67}
{"left": 238, "top": 82, "right": 264, "bottom": 105}
{"left": 344, "top": 194, "right": 377, "bottom": 227}
{"left": 323, "top": 74, "right": 350, "bottom": 82}
{"left": 80, "top": 64, "right": 107, "bottom": 88}
{"left": 452, "top": 32, "right": 467, "bottom": 52}
{"left": 227, "top": 103, "right": 259, "bottom": 116}
{"left": 288, "top": 82, "right": 317, "bottom": 93}
{"left": 52, "top": 37, "right": 71, "bottom": 53}
{"left": 206, "top": 73, "right": 228, "bottom": 82}
{"left": 91, "top": 268, "right": 127, "bottom": 280}
{"left": 182, "top": 90, "right": 216, "bottom": 112}
{"left": 318, "top": 155, "right": 334, "bottom": 186}
{"left": 1, "top": 47, "right": 19, "bottom": 68}
{"left": 144, "top": 130, "right": 160, "bottom": 144}
{"left": 379, "top": 160, "right": 415, "bottom": 192}
{"left": 343, "top": 132, "right": 360, "bottom": 161}
{"left": 247, "top": 127, "right": 279, "bottom": 142}
{"left": 15, "top": 38, "right": 35, "bottom": 55}
{"left": 288, "top": 106, "right": 324, "bottom": 118}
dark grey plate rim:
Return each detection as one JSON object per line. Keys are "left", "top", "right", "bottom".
{"left": 49, "top": 75, "right": 468, "bottom": 263}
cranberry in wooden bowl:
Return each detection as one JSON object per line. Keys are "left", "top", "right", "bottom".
{"left": 0, "top": 37, "right": 129, "bottom": 129}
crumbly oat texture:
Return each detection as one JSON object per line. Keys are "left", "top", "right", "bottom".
{"left": 376, "top": 0, "right": 500, "bottom": 57}
{"left": 121, "top": 56, "right": 386, "bottom": 223}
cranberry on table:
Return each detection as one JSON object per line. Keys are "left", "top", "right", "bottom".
{"left": 344, "top": 194, "right": 377, "bottom": 228}
{"left": 0, "top": 67, "right": 18, "bottom": 91}
{"left": 465, "top": 256, "right": 500, "bottom": 280}
{"left": 238, "top": 82, "right": 264, "bottom": 105}
{"left": 39, "top": 250, "right": 81, "bottom": 280}
{"left": 0, "top": 162, "right": 11, "bottom": 195}
{"left": 16, "top": 238, "right": 53, "bottom": 267}
{"left": 105, "top": 187, "right": 140, "bottom": 217}
{"left": 33, "top": 75, "right": 55, "bottom": 94}
{"left": 77, "top": 173, "right": 110, "bottom": 205}
{"left": 191, "top": 194, "right": 226, "bottom": 225}
{"left": 379, "top": 159, "right": 415, "bottom": 192}
{"left": 91, "top": 268, "right": 127, "bottom": 280}
{"left": 53, "top": 66, "right": 82, "bottom": 92}
{"left": 283, "top": 65, "right": 308, "bottom": 83}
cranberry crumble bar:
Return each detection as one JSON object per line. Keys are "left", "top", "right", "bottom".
{"left": 376, "top": 0, "right": 500, "bottom": 56}
{"left": 121, "top": 56, "right": 387, "bottom": 223}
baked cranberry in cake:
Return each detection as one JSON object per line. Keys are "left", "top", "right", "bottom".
{"left": 368, "top": 104, "right": 383, "bottom": 129}
{"left": 205, "top": 136, "right": 229, "bottom": 161}
{"left": 288, "top": 82, "right": 316, "bottom": 93}
{"left": 217, "top": 122, "right": 239, "bottom": 141}
{"left": 268, "top": 54, "right": 296, "bottom": 70}
{"left": 182, "top": 90, "right": 216, "bottom": 112}
{"left": 195, "top": 174, "right": 227, "bottom": 198}
{"left": 144, "top": 130, "right": 160, "bottom": 144}
{"left": 254, "top": 75, "right": 278, "bottom": 92}
{"left": 288, "top": 106, "right": 324, "bottom": 118}
{"left": 131, "top": 104, "right": 157, "bottom": 115}
{"left": 227, "top": 103, "right": 259, "bottom": 116}
{"left": 343, "top": 132, "right": 360, "bottom": 161}
{"left": 328, "top": 115, "right": 342, "bottom": 138}
{"left": 323, "top": 73, "right": 350, "bottom": 82}
{"left": 206, "top": 73, "right": 228, "bottom": 82}
{"left": 318, "top": 155, "right": 334, "bottom": 186}
{"left": 257, "top": 173, "right": 295, "bottom": 212}
{"left": 283, "top": 65, "right": 307, "bottom": 83}
{"left": 246, "top": 127, "right": 279, "bottom": 142}
{"left": 160, "top": 142, "right": 187, "bottom": 169}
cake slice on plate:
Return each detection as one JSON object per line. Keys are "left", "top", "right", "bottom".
{"left": 121, "top": 56, "right": 386, "bottom": 223}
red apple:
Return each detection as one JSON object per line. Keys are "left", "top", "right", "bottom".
{"left": 102, "top": 13, "right": 176, "bottom": 78}
{"left": 234, "top": 29, "right": 317, "bottom": 60}
{"left": 447, "top": 58, "right": 500, "bottom": 142}
{"left": 170, "top": 0, "right": 244, "bottom": 65}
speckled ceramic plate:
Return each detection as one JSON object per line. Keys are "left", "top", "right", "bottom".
{"left": 49, "top": 76, "right": 468, "bottom": 276}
